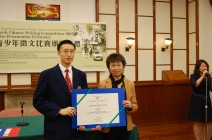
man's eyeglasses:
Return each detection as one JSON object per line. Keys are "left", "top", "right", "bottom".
{"left": 60, "top": 50, "right": 75, "bottom": 54}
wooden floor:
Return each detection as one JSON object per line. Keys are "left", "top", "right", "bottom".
{"left": 136, "top": 120, "right": 212, "bottom": 140}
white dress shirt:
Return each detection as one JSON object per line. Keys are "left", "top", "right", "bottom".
{"left": 59, "top": 63, "right": 73, "bottom": 84}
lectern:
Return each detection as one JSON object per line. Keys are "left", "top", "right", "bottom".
{"left": 162, "top": 70, "right": 190, "bottom": 84}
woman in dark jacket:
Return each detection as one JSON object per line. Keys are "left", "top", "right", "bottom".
{"left": 188, "top": 59, "right": 212, "bottom": 140}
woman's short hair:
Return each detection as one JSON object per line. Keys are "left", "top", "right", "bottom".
{"left": 106, "top": 53, "right": 126, "bottom": 69}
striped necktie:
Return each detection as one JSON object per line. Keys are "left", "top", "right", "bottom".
{"left": 65, "top": 69, "right": 72, "bottom": 93}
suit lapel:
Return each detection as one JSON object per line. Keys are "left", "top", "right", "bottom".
{"left": 72, "top": 67, "right": 79, "bottom": 89}
{"left": 53, "top": 64, "right": 70, "bottom": 96}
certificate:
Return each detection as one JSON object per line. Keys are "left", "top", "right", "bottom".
{"left": 71, "top": 88, "right": 126, "bottom": 129}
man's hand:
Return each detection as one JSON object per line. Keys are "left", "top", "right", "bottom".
{"left": 58, "top": 107, "right": 76, "bottom": 117}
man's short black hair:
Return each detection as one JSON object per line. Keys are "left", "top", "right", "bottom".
{"left": 57, "top": 40, "right": 76, "bottom": 51}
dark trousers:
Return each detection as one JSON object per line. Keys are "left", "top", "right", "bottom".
{"left": 101, "top": 126, "right": 131, "bottom": 140}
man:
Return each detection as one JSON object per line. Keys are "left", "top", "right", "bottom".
{"left": 33, "top": 40, "right": 88, "bottom": 140}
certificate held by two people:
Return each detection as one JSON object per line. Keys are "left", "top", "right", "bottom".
{"left": 72, "top": 88, "right": 126, "bottom": 129}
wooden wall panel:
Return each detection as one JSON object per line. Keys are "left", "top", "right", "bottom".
{"left": 125, "top": 66, "right": 135, "bottom": 81}
{"left": 138, "top": 17, "right": 153, "bottom": 49}
{"left": 0, "top": 92, "right": 4, "bottom": 111}
{"left": 173, "top": 50, "right": 186, "bottom": 73}
{"left": 131, "top": 84, "right": 192, "bottom": 124}
{"left": 138, "top": 0, "right": 153, "bottom": 16}
{"left": 0, "top": 74, "right": 7, "bottom": 86}
{"left": 189, "top": 33, "right": 196, "bottom": 64}
{"left": 188, "top": 1, "right": 196, "bottom": 33}
{"left": 155, "top": 2, "right": 170, "bottom": 33}
{"left": 172, "top": 0, "right": 186, "bottom": 18}
{"left": 119, "top": 0, "right": 135, "bottom": 32}
{"left": 99, "top": 0, "right": 116, "bottom": 14}
{"left": 173, "top": 19, "right": 186, "bottom": 49}
{"left": 138, "top": 50, "right": 154, "bottom": 81}
{"left": 11, "top": 74, "right": 31, "bottom": 85}
{"left": 31, "top": 73, "right": 40, "bottom": 86}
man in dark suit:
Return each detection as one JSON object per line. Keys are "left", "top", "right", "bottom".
{"left": 33, "top": 40, "right": 88, "bottom": 140}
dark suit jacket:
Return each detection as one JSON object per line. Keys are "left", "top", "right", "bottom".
{"left": 33, "top": 64, "right": 88, "bottom": 140}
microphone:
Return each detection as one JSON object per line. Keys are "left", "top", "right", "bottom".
{"left": 203, "top": 69, "right": 210, "bottom": 78}
{"left": 17, "top": 102, "right": 29, "bottom": 126}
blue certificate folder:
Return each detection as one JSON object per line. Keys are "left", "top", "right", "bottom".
{"left": 72, "top": 88, "right": 126, "bottom": 129}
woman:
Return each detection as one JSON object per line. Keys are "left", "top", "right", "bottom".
{"left": 98, "top": 53, "right": 138, "bottom": 140}
{"left": 188, "top": 59, "right": 212, "bottom": 140}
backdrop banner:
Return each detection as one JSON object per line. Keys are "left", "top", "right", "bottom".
{"left": 0, "top": 20, "right": 106, "bottom": 73}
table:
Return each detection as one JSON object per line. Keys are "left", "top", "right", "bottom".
{"left": 0, "top": 116, "right": 139, "bottom": 140}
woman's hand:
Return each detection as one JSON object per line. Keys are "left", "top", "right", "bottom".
{"left": 203, "top": 69, "right": 208, "bottom": 77}
{"left": 77, "top": 126, "right": 85, "bottom": 131}
{"left": 122, "top": 100, "right": 132, "bottom": 109}
{"left": 91, "top": 125, "right": 101, "bottom": 131}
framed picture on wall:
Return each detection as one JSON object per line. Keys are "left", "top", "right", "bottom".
{"left": 26, "top": 3, "right": 60, "bottom": 21}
